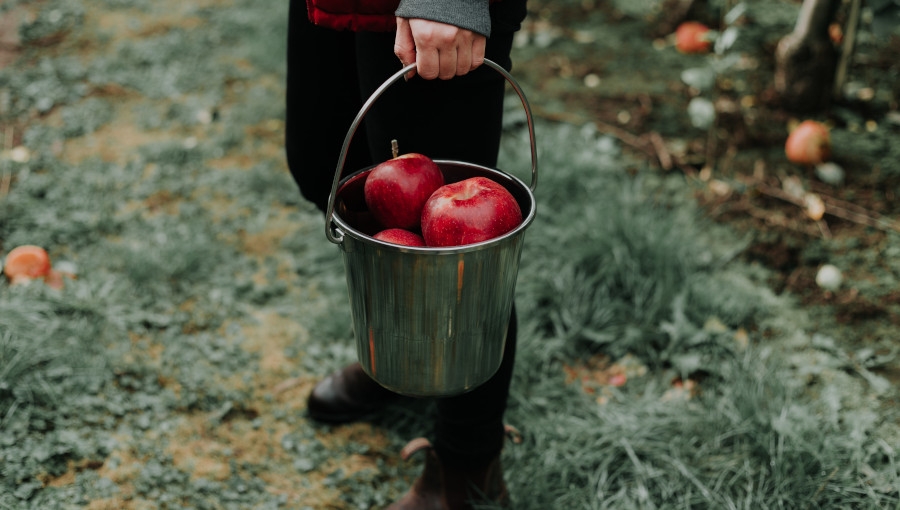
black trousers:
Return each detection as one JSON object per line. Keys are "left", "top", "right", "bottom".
{"left": 284, "top": 1, "right": 518, "bottom": 467}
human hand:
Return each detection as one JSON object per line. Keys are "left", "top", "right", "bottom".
{"left": 394, "top": 17, "right": 487, "bottom": 81}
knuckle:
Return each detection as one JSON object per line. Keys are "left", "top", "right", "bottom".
{"left": 420, "top": 66, "right": 438, "bottom": 80}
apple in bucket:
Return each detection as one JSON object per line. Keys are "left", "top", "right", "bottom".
{"left": 364, "top": 141, "right": 444, "bottom": 230}
{"left": 421, "top": 177, "right": 523, "bottom": 247}
{"left": 373, "top": 228, "right": 426, "bottom": 247}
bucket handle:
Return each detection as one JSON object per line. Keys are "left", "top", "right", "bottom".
{"left": 325, "top": 59, "right": 538, "bottom": 245}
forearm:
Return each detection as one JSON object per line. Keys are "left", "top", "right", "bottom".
{"left": 394, "top": 0, "right": 492, "bottom": 37}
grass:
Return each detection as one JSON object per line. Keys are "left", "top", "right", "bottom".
{"left": 499, "top": 121, "right": 900, "bottom": 509}
{"left": 1, "top": 0, "right": 899, "bottom": 508}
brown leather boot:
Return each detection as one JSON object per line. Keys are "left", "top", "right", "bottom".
{"left": 306, "top": 362, "right": 403, "bottom": 423}
{"left": 386, "top": 438, "right": 510, "bottom": 510}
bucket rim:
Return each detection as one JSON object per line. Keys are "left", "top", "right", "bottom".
{"left": 332, "top": 160, "right": 537, "bottom": 254}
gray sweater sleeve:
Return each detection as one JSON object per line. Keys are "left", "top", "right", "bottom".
{"left": 394, "top": 0, "right": 492, "bottom": 37}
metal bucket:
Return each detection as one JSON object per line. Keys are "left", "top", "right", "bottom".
{"left": 324, "top": 59, "right": 538, "bottom": 397}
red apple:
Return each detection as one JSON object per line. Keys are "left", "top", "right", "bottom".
{"left": 675, "top": 21, "right": 712, "bottom": 54}
{"left": 373, "top": 228, "right": 426, "bottom": 247}
{"left": 4, "top": 245, "right": 52, "bottom": 285}
{"left": 785, "top": 120, "right": 830, "bottom": 165}
{"left": 421, "top": 177, "right": 523, "bottom": 247}
{"left": 364, "top": 152, "right": 444, "bottom": 230}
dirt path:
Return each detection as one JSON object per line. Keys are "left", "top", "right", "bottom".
{"left": 3, "top": 1, "right": 416, "bottom": 507}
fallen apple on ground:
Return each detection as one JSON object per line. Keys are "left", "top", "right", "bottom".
{"left": 785, "top": 120, "right": 831, "bottom": 165}
{"left": 421, "top": 176, "right": 522, "bottom": 247}
{"left": 364, "top": 142, "right": 444, "bottom": 230}
{"left": 373, "top": 228, "right": 426, "bottom": 247}
{"left": 675, "top": 21, "right": 713, "bottom": 54}
{"left": 3, "top": 244, "right": 52, "bottom": 285}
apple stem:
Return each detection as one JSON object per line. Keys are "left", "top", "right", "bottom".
{"left": 391, "top": 139, "right": 399, "bottom": 159}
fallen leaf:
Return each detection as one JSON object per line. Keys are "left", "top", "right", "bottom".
{"left": 804, "top": 193, "right": 826, "bottom": 220}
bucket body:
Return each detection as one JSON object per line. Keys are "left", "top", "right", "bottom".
{"left": 332, "top": 161, "right": 535, "bottom": 396}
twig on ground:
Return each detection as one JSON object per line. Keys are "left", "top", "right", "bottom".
{"left": 741, "top": 200, "right": 822, "bottom": 236}
{"left": 815, "top": 219, "right": 833, "bottom": 239}
{"left": 273, "top": 377, "right": 304, "bottom": 395}
{"left": 649, "top": 131, "right": 673, "bottom": 171}
{"left": 0, "top": 171, "right": 10, "bottom": 199}
{"left": 531, "top": 106, "right": 651, "bottom": 153}
{"left": 531, "top": 106, "right": 700, "bottom": 176}
{"left": 810, "top": 180, "right": 894, "bottom": 221}
{"left": 751, "top": 181, "right": 900, "bottom": 233}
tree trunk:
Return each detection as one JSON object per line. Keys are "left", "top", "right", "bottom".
{"left": 774, "top": 0, "right": 840, "bottom": 113}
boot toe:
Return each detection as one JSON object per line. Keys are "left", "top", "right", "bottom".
{"left": 306, "top": 363, "right": 401, "bottom": 424}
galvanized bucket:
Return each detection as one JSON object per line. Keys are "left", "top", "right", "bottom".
{"left": 324, "top": 59, "right": 538, "bottom": 397}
